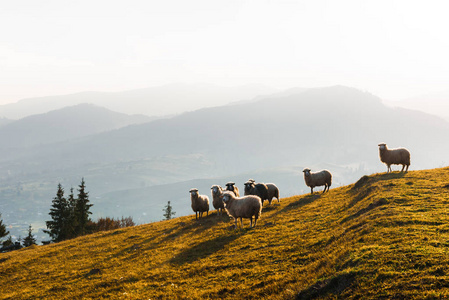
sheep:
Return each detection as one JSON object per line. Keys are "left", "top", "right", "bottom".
{"left": 303, "top": 168, "right": 332, "bottom": 194}
{"left": 225, "top": 181, "right": 240, "bottom": 197}
{"left": 378, "top": 143, "right": 411, "bottom": 173}
{"left": 243, "top": 180, "right": 254, "bottom": 196}
{"left": 244, "top": 181, "right": 269, "bottom": 204}
{"left": 211, "top": 185, "right": 225, "bottom": 215}
{"left": 265, "top": 183, "right": 280, "bottom": 204}
{"left": 189, "top": 188, "right": 209, "bottom": 219}
{"left": 221, "top": 191, "right": 262, "bottom": 229}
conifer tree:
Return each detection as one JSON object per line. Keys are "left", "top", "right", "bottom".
{"left": 44, "top": 183, "right": 70, "bottom": 242}
{"left": 163, "top": 201, "right": 176, "bottom": 220}
{"left": 66, "top": 187, "right": 77, "bottom": 239}
{"left": 0, "top": 213, "right": 9, "bottom": 242}
{"left": 74, "top": 178, "right": 93, "bottom": 235}
{"left": 23, "top": 225, "right": 37, "bottom": 247}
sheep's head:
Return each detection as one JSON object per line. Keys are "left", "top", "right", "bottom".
{"left": 244, "top": 181, "right": 255, "bottom": 188}
{"left": 245, "top": 180, "right": 255, "bottom": 193}
{"left": 222, "top": 191, "right": 234, "bottom": 206}
{"left": 211, "top": 185, "right": 222, "bottom": 195}
{"left": 378, "top": 143, "right": 387, "bottom": 151}
{"left": 303, "top": 168, "right": 311, "bottom": 176}
{"left": 189, "top": 188, "right": 198, "bottom": 196}
{"left": 225, "top": 182, "right": 236, "bottom": 191}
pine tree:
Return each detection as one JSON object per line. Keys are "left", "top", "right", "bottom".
{"left": 74, "top": 178, "right": 93, "bottom": 236}
{"left": 0, "top": 213, "right": 9, "bottom": 242}
{"left": 66, "top": 187, "right": 77, "bottom": 239}
{"left": 163, "top": 201, "right": 176, "bottom": 220}
{"left": 23, "top": 225, "right": 37, "bottom": 247}
{"left": 44, "top": 183, "right": 70, "bottom": 242}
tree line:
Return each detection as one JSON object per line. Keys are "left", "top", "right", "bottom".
{"left": 0, "top": 178, "right": 177, "bottom": 251}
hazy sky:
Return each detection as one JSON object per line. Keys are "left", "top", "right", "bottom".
{"left": 1, "top": 0, "right": 448, "bottom": 104}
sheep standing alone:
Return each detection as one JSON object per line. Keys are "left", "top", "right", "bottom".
{"left": 222, "top": 191, "right": 262, "bottom": 229}
{"left": 225, "top": 182, "right": 240, "bottom": 197}
{"left": 211, "top": 185, "right": 225, "bottom": 215}
{"left": 378, "top": 143, "right": 411, "bottom": 173}
{"left": 189, "top": 188, "right": 209, "bottom": 220}
{"left": 303, "top": 168, "right": 332, "bottom": 194}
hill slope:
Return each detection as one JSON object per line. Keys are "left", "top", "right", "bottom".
{"left": 1, "top": 167, "right": 449, "bottom": 299}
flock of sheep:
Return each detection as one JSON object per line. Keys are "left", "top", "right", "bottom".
{"left": 189, "top": 143, "right": 411, "bottom": 229}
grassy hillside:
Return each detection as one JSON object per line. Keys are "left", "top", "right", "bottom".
{"left": 1, "top": 167, "right": 449, "bottom": 299}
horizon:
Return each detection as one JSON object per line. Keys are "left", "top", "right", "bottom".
{"left": 2, "top": 1, "right": 449, "bottom": 104}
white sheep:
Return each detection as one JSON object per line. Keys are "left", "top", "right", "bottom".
{"left": 222, "top": 191, "right": 262, "bottom": 229}
{"left": 210, "top": 185, "right": 225, "bottom": 215}
{"left": 378, "top": 143, "right": 411, "bottom": 172}
{"left": 225, "top": 181, "right": 240, "bottom": 197}
{"left": 303, "top": 168, "right": 332, "bottom": 194}
{"left": 189, "top": 188, "right": 209, "bottom": 219}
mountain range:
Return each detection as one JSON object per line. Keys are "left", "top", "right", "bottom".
{"left": 0, "top": 104, "right": 153, "bottom": 148}
{"left": 1, "top": 85, "right": 449, "bottom": 242}
{"left": 0, "top": 83, "right": 277, "bottom": 119}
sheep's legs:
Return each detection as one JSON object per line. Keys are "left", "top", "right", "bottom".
{"left": 195, "top": 212, "right": 198, "bottom": 220}
{"left": 310, "top": 187, "right": 314, "bottom": 194}
{"left": 405, "top": 165, "right": 409, "bottom": 172}
{"left": 249, "top": 216, "right": 253, "bottom": 228}
{"left": 240, "top": 217, "right": 243, "bottom": 228}
{"left": 253, "top": 217, "right": 258, "bottom": 228}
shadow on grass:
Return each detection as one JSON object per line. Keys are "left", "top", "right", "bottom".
{"left": 296, "top": 271, "right": 358, "bottom": 299}
{"left": 340, "top": 198, "right": 388, "bottom": 224}
{"left": 169, "top": 232, "right": 244, "bottom": 265}
{"left": 272, "top": 194, "right": 321, "bottom": 217}
{"left": 148, "top": 213, "right": 230, "bottom": 247}
{"left": 346, "top": 172, "right": 405, "bottom": 211}
{"left": 352, "top": 172, "right": 407, "bottom": 191}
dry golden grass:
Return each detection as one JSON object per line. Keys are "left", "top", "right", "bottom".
{"left": 2, "top": 167, "right": 449, "bottom": 299}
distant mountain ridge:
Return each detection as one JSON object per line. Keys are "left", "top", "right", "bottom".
{"left": 387, "top": 89, "right": 449, "bottom": 122}
{"left": 0, "top": 103, "right": 154, "bottom": 148}
{"left": 0, "top": 83, "right": 277, "bottom": 119}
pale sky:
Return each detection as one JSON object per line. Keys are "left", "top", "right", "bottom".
{"left": 1, "top": 0, "right": 449, "bottom": 104}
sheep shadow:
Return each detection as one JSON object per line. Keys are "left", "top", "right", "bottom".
{"left": 141, "top": 213, "right": 231, "bottom": 250}
{"left": 273, "top": 194, "right": 321, "bottom": 217}
{"left": 169, "top": 232, "right": 244, "bottom": 265}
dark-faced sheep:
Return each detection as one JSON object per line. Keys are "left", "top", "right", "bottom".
{"left": 378, "top": 143, "right": 411, "bottom": 172}
{"left": 303, "top": 168, "right": 332, "bottom": 194}
{"left": 222, "top": 191, "right": 262, "bottom": 229}
{"left": 244, "top": 181, "right": 269, "bottom": 204}
{"left": 189, "top": 188, "right": 209, "bottom": 220}
{"left": 211, "top": 185, "right": 225, "bottom": 216}
{"left": 225, "top": 182, "right": 240, "bottom": 197}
